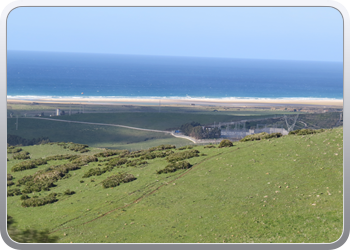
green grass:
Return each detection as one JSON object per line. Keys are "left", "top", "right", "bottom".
{"left": 7, "top": 127, "right": 343, "bottom": 243}
{"left": 7, "top": 118, "right": 191, "bottom": 150}
{"left": 46, "top": 112, "right": 278, "bottom": 130}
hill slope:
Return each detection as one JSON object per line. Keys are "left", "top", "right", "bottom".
{"left": 7, "top": 127, "right": 343, "bottom": 243}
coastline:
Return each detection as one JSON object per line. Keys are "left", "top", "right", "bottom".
{"left": 7, "top": 96, "right": 343, "bottom": 107}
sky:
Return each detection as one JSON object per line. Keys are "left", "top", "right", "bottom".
{"left": 6, "top": 7, "right": 343, "bottom": 61}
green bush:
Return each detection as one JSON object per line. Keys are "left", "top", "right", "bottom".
{"left": 148, "top": 144, "right": 176, "bottom": 152}
{"left": 7, "top": 181, "right": 14, "bottom": 187}
{"left": 94, "top": 149, "right": 129, "bottom": 158}
{"left": 204, "top": 145, "right": 216, "bottom": 148}
{"left": 218, "top": 139, "right": 233, "bottom": 148}
{"left": 21, "top": 193, "right": 58, "bottom": 207}
{"left": 64, "top": 189, "right": 75, "bottom": 195}
{"left": 7, "top": 174, "right": 13, "bottom": 180}
{"left": 7, "top": 147, "right": 22, "bottom": 154}
{"left": 57, "top": 142, "right": 90, "bottom": 153}
{"left": 101, "top": 172, "right": 136, "bottom": 188}
{"left": 45, "top": 154, "right": 79, "bottom": 161}
{"left": 11, "top": 158, "right": 47, "bottom": 172}
{"left": 240, "top": 132, "right": 283, "bottom": 142}
{"left": 82, "top": 167, "right": 105, "bottom": 178}
{"left": 13, "top": 151, "right": 30, "bottom": 160}
{"left": 7, "top": 188, "right": 22, "bottom": 197}
{"left": 20, "top": 194, "right": 30, "bottom": 200}
{"left": 106, "top": 158, "right": 128, "bottom": 167}
{"left": 71, "top": 155, "right": 98, "bottom": 165}
{"left": 289, "top": 128, "right": 325, "bottom": 135}
{"left": 166, "top": 149, "right": 200, "bottom": 163}
{"left": 126, "top": 159, "right": 148, "bottom": 167}
{"left": 156, "top": 161, "right": 192, "bottom": 174}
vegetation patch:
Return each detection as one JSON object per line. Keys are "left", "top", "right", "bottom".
{"left": 240, "top": 132, "right": 283, "bottom": 142}
{"left": 21, "top": 193, "right": 58, "bottom": 207}
{"left": 106, "top": 158, "right": 128, "bottom": 167}
{"left": 101, "top": 172, "right": 136, "bottom": 188}
{"left": 13, "top": 151, "right": 31, "bottom": 160}
{"left": 204, "top": 145, "right": 216, "bottom": 148}
{"left": 94, "top": 149, "right": 129, "bottom": 158}
{"left": 56, "top": 142, "right": 90, "bottom": 153}
{"left": 148, "top": 144, "right": 176, "bottom": 152}
{"left": 126, "top": 159, "right": 148, "bottom": 167}
{"left": 7, "top": 181, "right": 15, "bottom": 187}
{"left": 7, "top": 134, "right": 50, "bottom": 147}
{"left": 7, "top": 174, "right": 13, "bottom": 180}
{"left": 156, "top": 161, "right": 192, "bottom": 174}
{"left": 11, "top": 158, "right": 47, "bottom": 172}
{"left": 7, "top": 146, "right": 22, "bottom": 154}
{"left": 45, "top": 154, "right": 80, "bottom": 161}
{"left": 289, "top": 128, "right": 325, "bottom": 135}
{"left": 71, "top": 155, "right": 98, "bottom": 165}
{"left": 218, "top": 139, "right": 234, "bottom": 148}
{"left": 7, "top": 188, "right": 22, "bottom": 197}
{"left": 180, "top": 122, "right": 221, "bottom": 139}
{"left": 64, "top": 189, "right": 75, "bottom": 195}
{"left": 166, "top": 149, "right": 200, "bottom": 163}
{"left": 139, "top": 150, "right": 174, "bottom": 160}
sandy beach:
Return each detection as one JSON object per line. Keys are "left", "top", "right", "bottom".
{"left": 7, "top": 96, "right": 343, "bottom": 107}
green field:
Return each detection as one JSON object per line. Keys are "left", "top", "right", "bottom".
{"left": 7, "top": 127, "right": 343, "bottom": 243}
{"left": 7, "top": 117, "right": 192, "bottom": 150}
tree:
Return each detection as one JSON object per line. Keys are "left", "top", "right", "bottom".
{"left": 7, "top": 215, "right": 59, "bottom": 243}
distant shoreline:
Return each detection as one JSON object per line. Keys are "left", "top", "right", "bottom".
{"left": 7, "top": 96, "right": 343, "bottom": 107}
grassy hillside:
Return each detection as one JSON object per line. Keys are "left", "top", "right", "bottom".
{"left": 7, "top": 127, "right": 343, "bottom": 243}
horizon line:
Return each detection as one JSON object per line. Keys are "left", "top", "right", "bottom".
{"left": 7, "top": 49, "right": 343, "bottom": 63}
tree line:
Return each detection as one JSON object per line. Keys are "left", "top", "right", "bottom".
{"left": 180, "top": 122, "right": 221, "bottom": 139}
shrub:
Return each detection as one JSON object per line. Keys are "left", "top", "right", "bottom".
{"left": 45, "top": 154, "right": 79, "bottom": 161}
{"left": 57, "top": 142, "right": 90, "bottom": 153}
{"left": 289, "top": 128, "right": 325, "bottom": 135}
{"left": 156, "top": 161, "right": 192, "bottom": 174}
{"left": 80, "top": 180, "right": 84, "bottom": 183}
{"left": 71, "top": 155, "right": 98, "bottom": 165}
{"left": 63, "top": 189, "right": 75, "bottom": 195}
{"left": 240, "top": 132, "right": 283, "bottom": 142}
{"left": 218, "top": 139, "right": 233, "bottom": 148}
{"left": 166, "top": 149, "right": 200, "bottom": 163}
{"left": 7, "top": 181, "right": 14, "bottom": 187}
{"left": 20, "top": 194, "right": 30, "bottom": 200}
{"left": 148, "top": 144, "right": 176, "bottom": 152}
{"left": 21, "top": 193, "right": 58, "bottom": 207}
{"left": 13, "top": 151, "right": 30, "bottom": 160}
{"left": 94, "top": 149, "right": 129, "bottom": 158}
{"left": 106, "top": 158, "right": 128, "bottom": 167}
{"left": 101, "top": 172, "right": 136, "bottom": 188}
{"left": 7, "top": 134, "right": 50, "bottom": 147}
{"left": 7, "top": 147, "right": 22, "bottom": 154}
{"left": 204, "top": 145, "right": 216, "bottom": 148}
{"left": 126, "top": 159, "right": 148, "bottom": 167}
{"left": 11, "top": 158, "right": 47, "bottom": 172}
{"left": 82, "top": 168, "right": 104, "bottom": 178}
{"left": 7, "top": 174, "right": 13, "bottom": 180}
{"left": 7, "top": 188, "right": 22, "bottom": 197}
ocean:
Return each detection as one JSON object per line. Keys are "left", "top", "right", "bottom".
{"left": 7, "top": 50, "right": 343, "bottom": 101}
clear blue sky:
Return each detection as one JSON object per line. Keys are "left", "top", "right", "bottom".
{"left": 7, "top": 7, "right": 343, "bottom": 61}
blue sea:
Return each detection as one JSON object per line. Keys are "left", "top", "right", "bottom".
{"left": 7, "top": 50, "right": 343, "bottom": 101}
